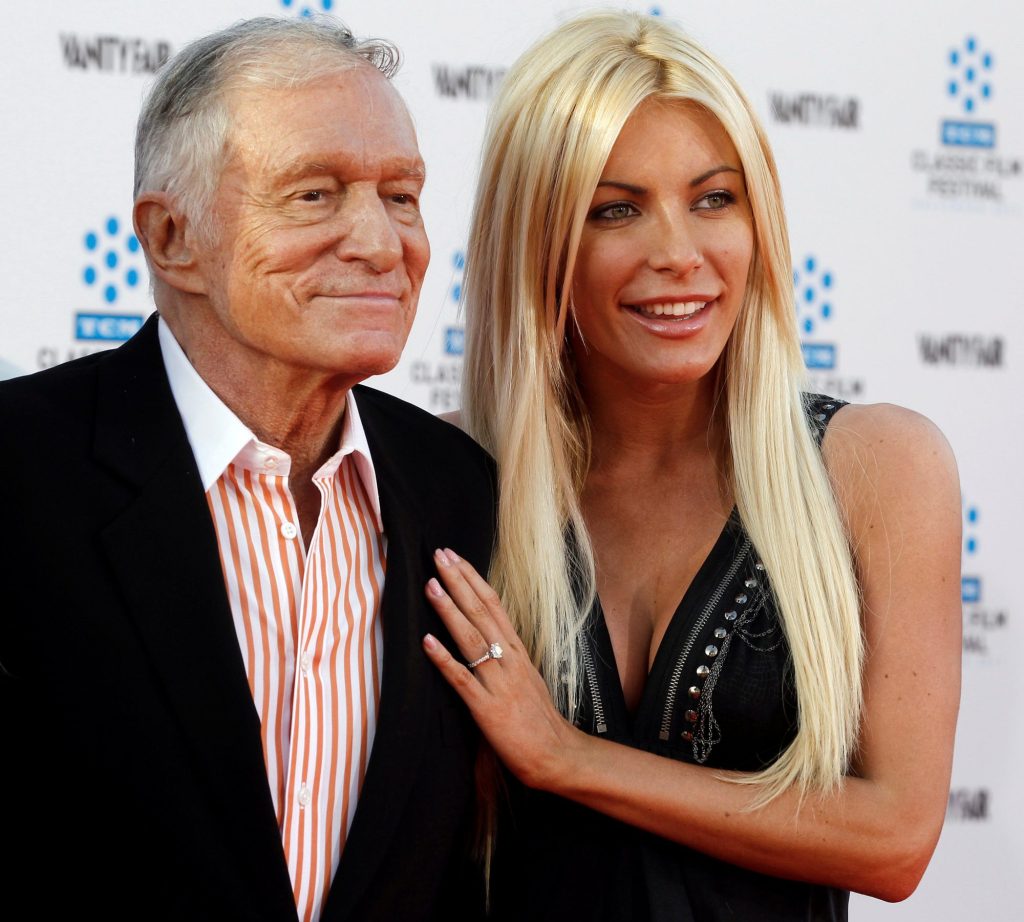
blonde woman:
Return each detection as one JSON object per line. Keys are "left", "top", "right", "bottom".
{"left": 421, "top": 11, "right": 961, "bottom": 920}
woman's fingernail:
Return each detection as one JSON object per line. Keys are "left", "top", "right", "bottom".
{"left": 435, "top": 548, "right": 451, "bottom": 566}
{"left": 444, "top": 548, "right": 462, "bottom": 563}
{"left": 424, "top": 633, "right": 438, "bottom": 650}
{"left": 427, "top": 577, "right": 444, "bottom": 597}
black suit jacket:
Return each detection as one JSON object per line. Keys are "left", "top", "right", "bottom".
{"left": 0, "top": 316, "right": 496, "bottom": 921}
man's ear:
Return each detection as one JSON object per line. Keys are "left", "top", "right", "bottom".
{"left": 133, "top": 193, "right": 209, "bottom": 295}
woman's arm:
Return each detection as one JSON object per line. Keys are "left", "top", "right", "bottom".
{"left": 422, "top": 402, "right": 961, "bottom": 901}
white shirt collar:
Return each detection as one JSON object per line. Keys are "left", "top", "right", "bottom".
{"left": 157, "top": 316, "right": 383, "bottom": 530}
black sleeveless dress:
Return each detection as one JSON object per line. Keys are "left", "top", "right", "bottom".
{"left": 490, "top": 395, "right": 849, "bottom": 922}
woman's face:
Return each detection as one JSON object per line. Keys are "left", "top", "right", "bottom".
{"left": 570, "top": 98, "right": 754, "bottom": 396}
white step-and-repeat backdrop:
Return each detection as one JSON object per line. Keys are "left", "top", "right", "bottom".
{"left": 1, "top": 1, "right": 1018, "bottom": 917}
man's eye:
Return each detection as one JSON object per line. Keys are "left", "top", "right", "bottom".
{"left": 300, "top": 190, "right": 325, "bottom": 203}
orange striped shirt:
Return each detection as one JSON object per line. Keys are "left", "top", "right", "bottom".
{"left": 159, "top": 320, "right": 385, "bottom": 922}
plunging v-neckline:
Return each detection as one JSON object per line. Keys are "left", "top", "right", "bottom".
{"left": 588, "top": 510, "right": 740, "bottom": 729}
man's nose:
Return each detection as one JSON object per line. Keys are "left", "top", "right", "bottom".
{"left": 336, "top": 188, "right": 404, "bottom": 273}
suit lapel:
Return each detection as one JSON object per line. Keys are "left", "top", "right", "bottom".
{"left": 93, "top": 318, "right": 298, "bottom": 918}
{"left": 322, "top": 390, "right": 437, "bottom": 921}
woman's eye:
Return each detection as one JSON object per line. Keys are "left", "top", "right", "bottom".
{"left": 695, "top": 190, "right": 734, "bottom": 210}
{"left": 593, "top": 202, "right": 638, "bottom": 221}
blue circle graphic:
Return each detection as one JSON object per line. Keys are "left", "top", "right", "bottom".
{"left": 804, "top": 287, "right": 813, "bottom": 303}
{"left": 966, "top": 36, "right": 976, "bottom": 53}
{"left": 126, "top": 268, "right": 140, "bottom": 287}
{"left": 966, "top": 537, "right": 977, "bottom": 553}
{"left": 981, "top": 84, "right": 991, "bottom": 98}
{"left": 967, "top": 507, "right": 978, "bottom": 523}
{"left": 84, "top": 231, "right": 98, "bottom": 251}
{"left": 104, "top": 284, "right": 117, "bottom": 303}
{"left": 127, "top": 235, "right": 140, "bottom": 253}
{"left": 822, "top": 272, "right": 833, "bottom": 289}
{"left": 949, "top": 50, "right": 959, "bottom": 66}
{"left": 453, "top": 251, "right": 466, "bottom": 270}
{"left": 83, "top": 266, "right": 97, "bottom": 285}
{"left": 965, "top": 67, "right": 975, "bottom": 82}
{"left": 948, "top": 80, "right": 957, "bottom": 96}
{"left": 106, "top": 216, "right": 119, "bottom": 236}
{"left": 105, "top": 250, "right": 118, "bottom": 269}
{"left": 804, "top": 256, "right": 815, "bottom": 273}
{"left": 965, "top": 97, "right": 975, "bottom": 113}
{"left": 821, "top": 303, "right": 832, "bottom": 319}
{"left": 982, "top": 52, "right": 993, "bottom": 69}
{"left": 803, "top": 318, "right": 813, "bottom": 334}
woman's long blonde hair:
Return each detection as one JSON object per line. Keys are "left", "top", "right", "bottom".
{"left": 462, "top": 10, "right": 862, "bottom": 804}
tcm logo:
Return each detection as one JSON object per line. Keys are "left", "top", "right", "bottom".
{"left": 279, "top": 0, "right": 334, "bottom": 16}
{"left": 942, "top": 36, "right": 995, "bottom": 148}
{"left": 793, "top": 255, "right": 836, "bottom": 370}
{"left": 961, "top": 500, "right": 980, "bottom": 603}
{"left": 444, "top": 328, "right": 465, "bottom": 357}
{"left": 76, "top": 314, "right": 144, "bottom": 342}
{"left": 77, "top": 216, "right": 145, "bottom": 342}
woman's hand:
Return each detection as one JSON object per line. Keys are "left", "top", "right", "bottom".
{"left": 422, "top": 548, "right": 584, "bottom": 790}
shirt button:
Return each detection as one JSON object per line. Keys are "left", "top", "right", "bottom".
{"left": 298, "top": 784, "right": 311, "bottom": 808}
{"left": 280, "top": 522, "right": 298, "bottom": 540}
{"left": 300, "top": 652, "right": 312, "bottom": 675}
{"left": 264, "top": 457, "right": 278, "bottom": 470}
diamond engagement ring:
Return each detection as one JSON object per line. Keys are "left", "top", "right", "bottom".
{"left": 467, "top": 642, "right": 504, "bottom": 669}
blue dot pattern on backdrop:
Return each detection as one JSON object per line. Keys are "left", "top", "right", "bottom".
{"left": 947, "top": 36, "right": 994, "bottom": 115}
{"left": 964, "top": 505, "right": 978, "bottom": 555}
{"left": 793, "top": 255, "right": 835, "bottom": 337}
{"left": 453, "top": 251, "right": 466, "bottom": 271}
{"left": 82, "top": 215, "right": 143, "bottom": 306}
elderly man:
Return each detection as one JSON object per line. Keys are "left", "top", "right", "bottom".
{"left": 0, "top": 18, "right": 493, "bottom": 922}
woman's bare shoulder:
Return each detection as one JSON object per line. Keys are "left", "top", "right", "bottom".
{"left": 822, "top": 401, "right": 961, "bottom": 581}
{"left": 823, "top": 401, "right": 957, "bottom": 487}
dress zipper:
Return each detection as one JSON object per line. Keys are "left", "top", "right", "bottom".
{"left": 658, "top": 539, "right": 750, "bottom": 741}
{"left": 580, "top": 632, "right": 609, "bottom": 734}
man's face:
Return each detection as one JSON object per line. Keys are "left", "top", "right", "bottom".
{"left": 195, "top": 65, "right": 429, "bottom": 383}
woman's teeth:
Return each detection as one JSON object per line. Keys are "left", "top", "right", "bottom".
{"left": 632, "top": 301, "right": 707, "bottom": 318}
